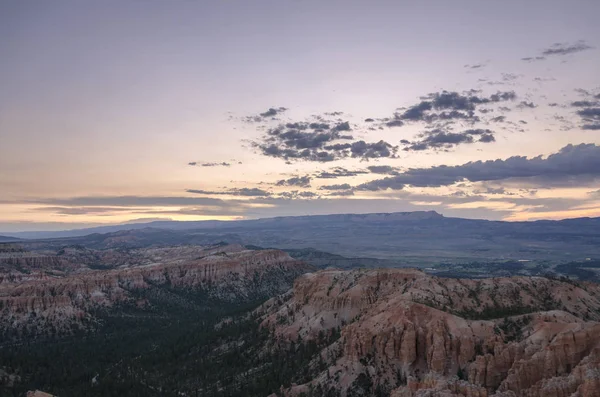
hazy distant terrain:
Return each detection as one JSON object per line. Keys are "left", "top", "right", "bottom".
{"left": 8, "top": 211, "right": 600, "bottom": 266}
{"left": 0, "top": 235, "right": 20, "bottom": 243}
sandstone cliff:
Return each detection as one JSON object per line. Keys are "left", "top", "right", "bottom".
{"left": 260, "top": 269, "right": 600, "bottom": 397}
{"left": 0, "top": 245, "right": 313, "bottom": 338}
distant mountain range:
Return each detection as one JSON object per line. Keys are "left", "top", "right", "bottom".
{"left": 0, "top": 235, "right": 20, "bottom": 242}
{"left": 3, "top": 211, "right": 444, "bottom": 239}
{"left": 5, "top": 211, "right": 600, "bottom": 265}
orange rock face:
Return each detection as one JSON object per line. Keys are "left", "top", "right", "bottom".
{"left": 261, "top": 269, "right": 600, "bottom": 397}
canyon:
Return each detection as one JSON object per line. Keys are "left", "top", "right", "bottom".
{"left": 260, "top": 269, "right": 600, "bottom": 397}
{"left": 1, "top": 238, "right": 600, "bottom": 397}
{"left": 0, "top": 243, "right": 313, "bottom": 339}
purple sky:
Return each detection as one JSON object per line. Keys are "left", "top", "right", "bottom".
{"left": 1, "top": 0, "right": 600, "bottom": 232}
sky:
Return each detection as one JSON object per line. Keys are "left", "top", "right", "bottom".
{"left": 1, "top": 0, "right": 600, "bottom": 232}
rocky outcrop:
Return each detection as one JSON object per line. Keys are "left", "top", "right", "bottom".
{"left": 0, "top": 245, "right": 313, "bottom": 337}
{"left": 261, "top": 269, "right": 600, "bottom": 397}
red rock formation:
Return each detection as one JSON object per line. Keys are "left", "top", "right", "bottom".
{"left": 261, "top": 269, "right": 600, "bottom": 397}
{"left": 0, "top": 246, "right": 313, "bottom": 336}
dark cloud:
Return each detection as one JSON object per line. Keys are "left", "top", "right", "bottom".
{"left": 252, "top": 116, "right": 399, "bottom": 162}
{"left": 582, "top": 124, "right": 600, "bottom": 130}
{"left": 193, "top": 162, "right": 232, "bottom": 167}
{"left": 577, "top": 108, "right": 600, "bottom": 120}
{"left": 331, "top": 121, "right": 351, "bottom": 132}
{"left": 357, "top": 143, "right": 600, "bottom": 191}
{"left": 326, "top": 140, "right": 398, "bottom": 159}
{"left": 491, "top": 116, "right": 506, "bottom": 122}
{"left": 518, "top": 101, "right": 537, "bottom": 109}
{"left": 326, "top": 190, "right": 355, "bottom": 197}
{"left": 243, "top": 107, "right": 288, "bottom": 122}
{"left": 260, "top": 107, "right": 288, "bottom": 118}
{"left": 571, "top": 98, "right": 600, "bottom": 130}
{"left": 277, "top": 190, "right": 319, "bottom": 199}
{"left": 385, "top": 119, "right": 405, "bottom": 127}
{"left": 364, "top": 118, "right": 375, "bottom": 122}
{"left": 186, "top": 188, "right": 271, "bottom": 197}
{"left": 572, "top": 101, "right": 599, "bottom": 107}
{"left": 319, "top": 183, "right": 352, "bottom": 191}
{"left": 251, "top": 119, "right": 376, "bottom": 162}
{"left": 465, "top": 63, "right": 485, "bottom": 69}
{"left": 314, "top": 167, "right": 368, "bottom": 179}
{"left": 402, "top": 129, "right": 496, "bottom": 151}
{"left": 382, "top": 90, "right": 516, "bottom": 129}
{"left": 275, "top": 176, "right": 312, "bottom": 188}
{"left": 541, "top": 41, "right": 593, "bottom": 56}
{"left": 521, "top": 41, "right": 593, "bottom": 62}
{"left": 521, "top": 56, "right": 546, "bottom": 62}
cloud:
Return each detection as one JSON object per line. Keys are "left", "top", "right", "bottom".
{"left": 518, "top": 101, "right": 537, "bottom": 109}
{"left": 33, "top": 206, "right": 135, "bottom": 215}
{"left": 521, "top": 56, "right": 546, "bottom": 62}
{"left": 522, "top": 41, "right": 593, "bottom": 62}
{"left": 572, "top": 101, "right": 599, "bottom": 107}
{"left": 188, "top": 162, "right": 232, "bottom": 167}
{"left": 276, "top": 190, "right": 319, "bottom": 199}
{"left": 243, "top": 107, "right": 288, "bottom": 122}
{"left": 275, "top": 176, "right": 312, "bottom": 187}
{"left": 319, "top": 183, "right": 352, "bottom": 191}
{"left": 14, "top": 196, "right": 234, "bottom": 207}
{"left": 465, "top": 63, "right": 485, "bottom": 69}
{"left": 314, "top": 167, "right": 368, "bottom": 179}
{"left": 251, "top": 117, "right": 398, "bottom": 161}
{"left": 357, "top": 143, "right": 600, "bottom": 191}
{"left": 582, "top": 124, "right": 600, "bottom": 130}
{"left": 251, "top": 120, "right": 358, "bottom": 162}
{"left": 326, "top": 190, "right": 355, "bottom": 197}
{"left": 323, "top": 140, "right": 398, "bottom": 159}
{"left": 367, "top": 165, "right": 400, "bottom": 175}
{"left": 186, "top": 188, "right": 271, "bottom": 197}
{"left": 401, "top": 128, "right": 496, "bottom": 151}
{"left": 541, "top": 41, "right": 593, "bottom": 56}
{"left": 571, "top": 97, "right": 600, "bottom": 130}
{"left": 379, "top": 90, "right": 516, "bottom": 131}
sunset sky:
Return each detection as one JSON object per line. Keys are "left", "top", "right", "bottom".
{"left": 1, "top": 0, "right": 600, "bottom": 232}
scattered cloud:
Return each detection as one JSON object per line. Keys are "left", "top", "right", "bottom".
{"left": 357, "top": 143, "right": 600, "bottom": 191}
{"left": 275, "top": 176, "right": 312, "bottom": 187}
{"left": 570, "top": 94, "right": 600, "bottom": 130}
{"left": 243, "top": 107, "right": 288, "bottom": 122}
{"left": 314, "top": 167, "right": 368, "bottom": 179}
{"left": 250, "top": 117, "right": 399, "bottom": 162}
{"left": 367, "top": 165, "right": 400, "bottom": 175}
{"left": 518, "top": 101, "right": 537, "bottom": 109}
{"left": 189, "top": 162, "right": 232, "bottom": 167}
{"left": 319, "top": 183, "right": 352, "bottom": 191}
{"left": 186, "top": 188, "right": 272, "bottom": 197}
{"left": 401, "top": 128, "right": 496, "bottom": 151}
{"left": 541, "top": 41, "right": 593, "bottom": 56}
{"left": 377, "top": 90, "right": 517, "bottom": 138}
{"left": 464, "top": 63, "right": 486, "bottom": 69}
{"left": 522, "top": 41, "right": 593, "bottom": 62}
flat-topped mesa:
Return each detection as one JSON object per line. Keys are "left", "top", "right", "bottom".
{"left": 0, "top": 247, "right": 313, "bottom": 337}
{"left": 261, "top": 269, "right": 600, "bottom": 397}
